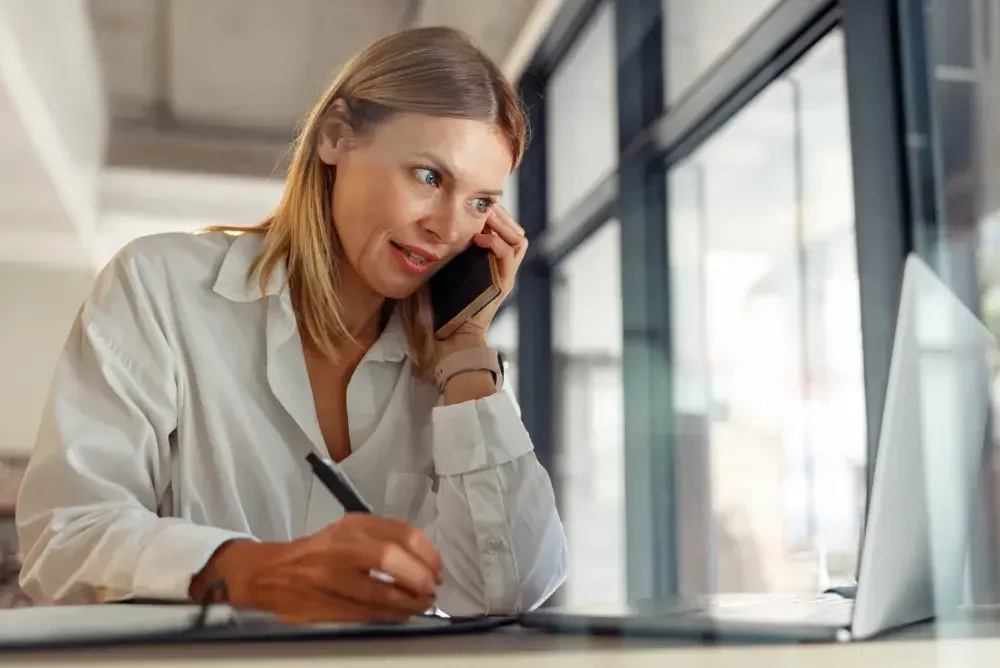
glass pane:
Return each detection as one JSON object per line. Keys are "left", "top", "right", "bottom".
{"left": 500, "top": 171, "right": 519, "bottom": 221}
{"left": 487, "top": 308, "right": 519, "bottom": 399}
{"left": 663, "top": 0, "right": 780, "bottom": 104}
{"left": 668, "top": 30, "right": 865, "bottom": 593}
{"left": 909, "top": 0, "right": 1000, "bottom": 592}
{"left": 546, "top": 1, "right": 618, "bottom": 226}
{"left": 553, "top": 221, "right": 625, "bottom": 605}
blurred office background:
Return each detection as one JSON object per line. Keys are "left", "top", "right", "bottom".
{"left": 1, "top": 0, "right": 999, "bottom": 607}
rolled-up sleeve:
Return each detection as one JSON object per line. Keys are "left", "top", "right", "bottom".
{"left": 16, "top": 258, "right": 251, "bottom": 604}
{"left": 429, "top": 389, "right": 569, "bottom": 615}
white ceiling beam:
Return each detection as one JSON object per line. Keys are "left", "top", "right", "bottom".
{"left": 0, "top": 0, "right": 108, "bottom": 243}
{"left": 0, "top": 168, "right": 286, "bottom": 271}
{"left": 106, "top": 122, "right": 293, "bottom": 179}
{"left": 502, "top": 0, "right": 566, "bottom": 81}
{"left": 100, "top": 167, "right": 286, "bottom": 228}
{"left": 414, "top": 0, "right": 541, "bottom": 69}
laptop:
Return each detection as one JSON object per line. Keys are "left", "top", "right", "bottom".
{"left": 521, "top": 254, "right": 997, "bottom": 642}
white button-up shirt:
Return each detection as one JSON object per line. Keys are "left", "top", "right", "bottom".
{"left": 16, "top": 231, "right": 568, "bottom": 615}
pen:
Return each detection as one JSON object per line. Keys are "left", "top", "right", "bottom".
{"left": 306, "top": 452, "right": 373, "bottom": 514}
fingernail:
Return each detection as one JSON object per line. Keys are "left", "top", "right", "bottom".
{"left": 515, "top": 224, "right": 526, "bottom": 236}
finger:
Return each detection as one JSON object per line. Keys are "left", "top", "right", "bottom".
{"left": 473, "top": 232, "right": 515, "bottom": 260}
{"left": 492, "top": 204, "right": 525, "bottom": 236}
{"left": 485, "top": 214, "right": 523, "bottom": 243}
{"left": 474, "top": 233, "right": 518, "bottom": 287}
{"left": 359, "top": 540, "right": 438, "bottom": 597}
{"left": 353, "top": 515, "right": 441, "bottom": 574}
{"left": 340, "top": 526, "right": 439, "bottom": 596}
{"left": 253, "top": 570, "right": 415, "bottom": 624}
{"left": 485, "top": 211, "right": 524, "bottom": 245}
{"left": 331, "top": 571, "right": 435, "bottom": 615}
{"left": 513, "top": 235, "right": 528, "bottom": 260}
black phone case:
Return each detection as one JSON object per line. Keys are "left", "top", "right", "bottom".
{"left": 428, "top": 244, "right": 502, "bottom": 340}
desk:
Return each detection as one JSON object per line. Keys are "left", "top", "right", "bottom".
{"left": 4, "top": 611, "right": 1000, "bottom": 668}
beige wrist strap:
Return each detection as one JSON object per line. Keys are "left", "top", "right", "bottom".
{"left": 434, "top": 346, "right": 503, "bottom": 393}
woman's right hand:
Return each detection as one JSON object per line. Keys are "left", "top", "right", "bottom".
{"left": 189, "top": 513, "right": 442, "bottom": 623}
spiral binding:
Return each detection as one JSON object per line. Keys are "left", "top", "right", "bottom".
{"left": 192, "top": 579, "right": 233, "bottom": 630}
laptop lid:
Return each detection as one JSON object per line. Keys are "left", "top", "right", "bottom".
{"left": 850, "top": 254, "right": 995, "bottom": 639}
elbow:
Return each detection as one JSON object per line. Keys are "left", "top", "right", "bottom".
{"left": 15, "top": 517, "right": 58, "bottom": 605}
{"left": 454, "top": 519, "right": 569, "bottom": 617}
{"left": 518, "top": 525, "right": 570, "bottom": 613}
{"left": 15, "top": 505, "right": 109, "bottom": 605}
{"left": 15, "top": 506, "right": 68, "bottom": 605}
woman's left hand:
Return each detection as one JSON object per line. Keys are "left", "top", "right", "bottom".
{"left": 434, "top": 204, "right": 527, "bottom": 356}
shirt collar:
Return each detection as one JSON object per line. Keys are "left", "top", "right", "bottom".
{"left": 212, "top": 232, "right": 284, "bottom": 302}
{"left": 212, "top": 231, "right": 411, "bottom": 363}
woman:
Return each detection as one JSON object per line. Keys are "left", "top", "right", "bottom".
{"left": 15, "top": 26, "right": 568, "bottom": 622}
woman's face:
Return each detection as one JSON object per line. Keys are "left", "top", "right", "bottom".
{"left": 319, "top": 111, "right": 514, "bottom": 300}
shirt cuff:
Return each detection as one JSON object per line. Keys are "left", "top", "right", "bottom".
{"left": 432, "top": 391, "right": 534, "bottom": 476}
{"left": 132, "top": 522, "right": 255, "bottom": 601}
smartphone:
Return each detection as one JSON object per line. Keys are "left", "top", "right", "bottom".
{"left": 428, "top": 244, "right": 503, "bottom": 340}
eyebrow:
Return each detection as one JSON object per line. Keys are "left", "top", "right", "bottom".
{"left": 414, "top": 151, "right": 504, "bottom": 197}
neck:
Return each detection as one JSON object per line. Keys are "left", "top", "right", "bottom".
{"left": 334, "top": 264, "right": 387, "bottom": 343}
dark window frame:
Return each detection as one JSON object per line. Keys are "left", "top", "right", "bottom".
{"left": 512, "top": 0, "right": 916, "bottom": 600}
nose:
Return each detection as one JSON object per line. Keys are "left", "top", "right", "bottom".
{"left": 420, "top": 198, "right": 462, "bottom": 245}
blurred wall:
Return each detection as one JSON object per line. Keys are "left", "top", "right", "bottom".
{"left": 0, "top": 264, "right": 95, "bottom": 457}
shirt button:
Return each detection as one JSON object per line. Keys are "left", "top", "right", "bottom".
{"left": 485, "top": 537, "right": 505, "bottom": 553}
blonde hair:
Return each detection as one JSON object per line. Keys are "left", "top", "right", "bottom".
{"left": 213, "top": 26, "right": 528, "bottom": 370}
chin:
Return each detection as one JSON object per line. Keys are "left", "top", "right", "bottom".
{"left": 370, "top": 276, "right": 422, "bottom": 302}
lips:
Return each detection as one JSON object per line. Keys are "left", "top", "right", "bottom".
{"left": 389, "top": 241, "right": 439, "bottom": 276}
{"left": 390, "top": 242, "right": 438, "bottom": 264}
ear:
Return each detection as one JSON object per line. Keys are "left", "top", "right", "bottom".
{"left": 317, "top": 99, "right": 353, "bottom": 166}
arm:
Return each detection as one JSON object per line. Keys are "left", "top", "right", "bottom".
{"left": 16, "top": 255, "right": 251, "bottom": 604}
{"left": 428, "top": 369, "right": 569, "bottom": 616}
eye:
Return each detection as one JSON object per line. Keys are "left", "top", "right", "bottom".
{"left": 471, "top": 197, "right": 495, "bottom": 214}
{"left": 414, "top": 167, "right": 441, "bottom": 187}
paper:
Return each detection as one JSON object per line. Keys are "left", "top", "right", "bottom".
{"left": 0, "top": 603, "right": 240, "bottom": 645}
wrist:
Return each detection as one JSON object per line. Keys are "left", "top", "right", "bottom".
{"left": 437, "top": 333, "right": 487, "bottom": 358}
{"left": 442, "top": 369, "right": 497, "bottom": 404}
{"left": 189, "top": 538, "right": 274, "bottom": 604}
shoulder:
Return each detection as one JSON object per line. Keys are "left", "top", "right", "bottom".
{"left": 106, "top": 230, "right": 239, "bottom": 289}
{"left": 83, "top": 230, "right": 250, "bottom": 339}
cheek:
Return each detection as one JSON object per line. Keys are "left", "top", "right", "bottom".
{"left": 331, "top": 170, "right": 387, "bottom": 256}
{"left": 332, "top": 174, "right": 420, "bottom": 260}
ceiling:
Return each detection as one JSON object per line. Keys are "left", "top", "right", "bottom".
{"left": 90, "top": 0, "right": 544, "bottom": 178}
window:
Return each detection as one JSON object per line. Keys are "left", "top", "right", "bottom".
{"left": 668, "top": 30, "right": 865, "bottom": 593}
{"left": 500, "top": 172, "right": 519, "bottom": 221}
{"left": 553, "top": 221, "right": 625, "bottom": 605}
{"left": 906, "top": 0, "right": 1000, "bottom": 575}
{"left": 663, "top": 0, "right": 781, "bottom": 104}
{"left": 545, "top": 1, "right": 618, "bottom": 226}
{"left": 487, "top": 308, "right": 519, "bottom": 399}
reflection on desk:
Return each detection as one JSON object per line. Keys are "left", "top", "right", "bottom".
{"left": 3, "top": 608, "right": 1000, "bottom": 668}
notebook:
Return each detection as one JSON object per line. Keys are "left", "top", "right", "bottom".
{"left": 0, "top": 603, "right": 515, "bottom": 651}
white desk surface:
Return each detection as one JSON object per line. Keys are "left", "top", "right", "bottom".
{"left": 4, "top": 611, "right": 1000, "bottom": 668}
